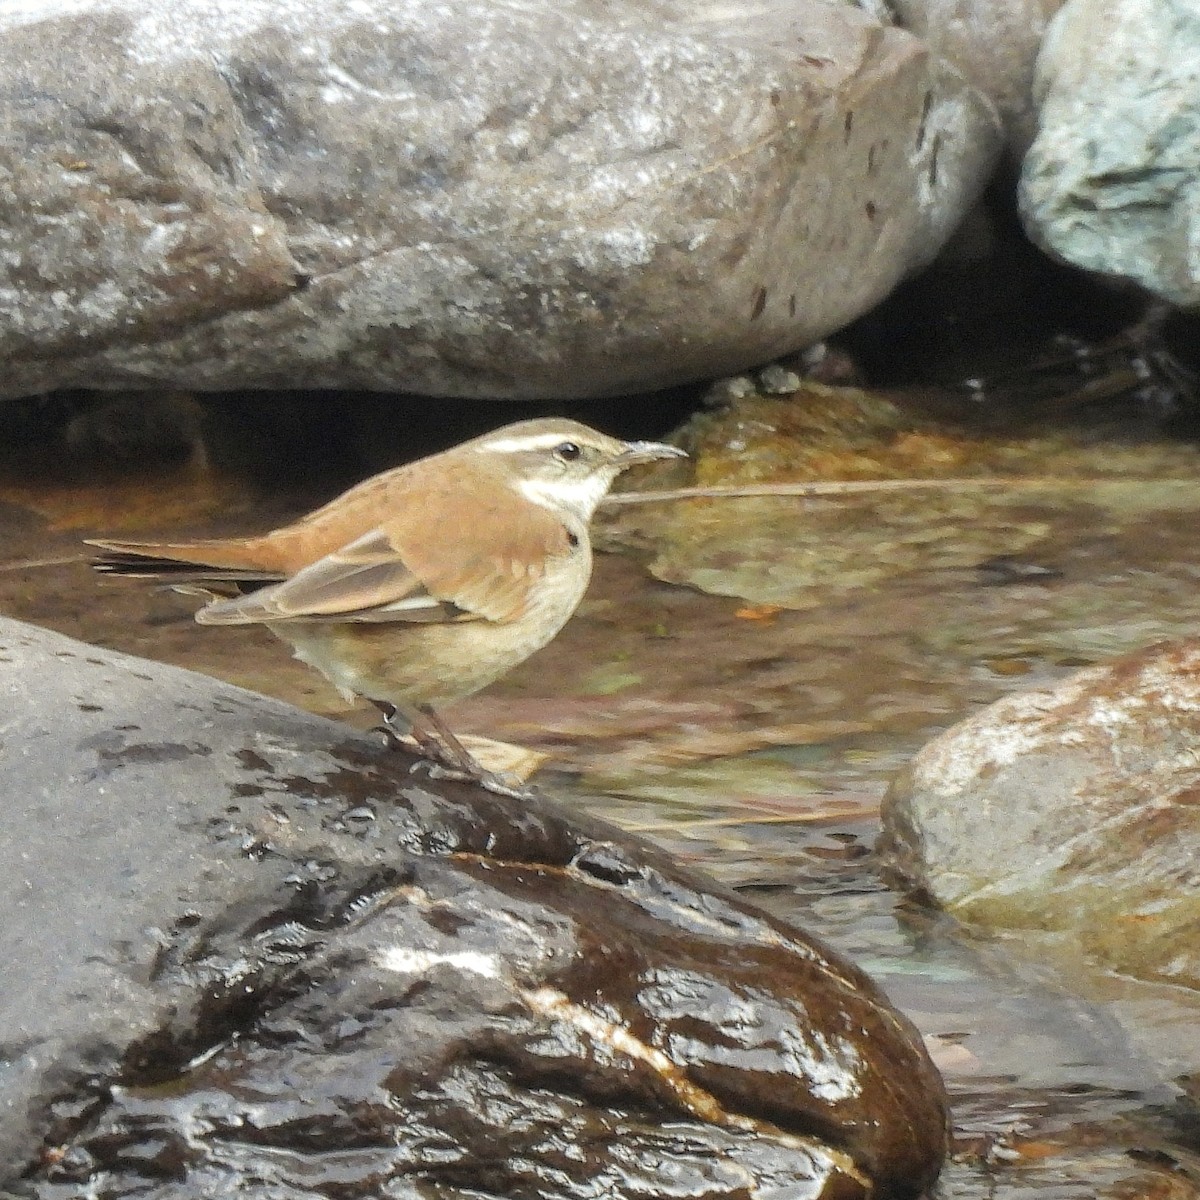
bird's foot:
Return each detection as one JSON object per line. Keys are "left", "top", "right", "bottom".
{"left": 475, "top": 771, "right": 539, "bottom": 802}
{"left": 407, "top": 758, "right": 538, "bottom": 801}
{"left": 371, "top": 701, "right": 538, "bottom": 799}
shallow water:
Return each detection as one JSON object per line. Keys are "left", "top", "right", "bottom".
{"left": 2, "top": 392, "right": 1199, "bottom": 1195}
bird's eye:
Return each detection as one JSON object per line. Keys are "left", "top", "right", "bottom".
{"left": 555, "top": 441, "right": 582, "bottom": 461}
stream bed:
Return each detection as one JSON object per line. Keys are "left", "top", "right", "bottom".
{"left": 3, "top": 387, "right": 1199, "bottom": 1196}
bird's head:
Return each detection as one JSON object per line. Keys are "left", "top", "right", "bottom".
{"left": 466, "top": 418, "right": 686, "bottom": 522}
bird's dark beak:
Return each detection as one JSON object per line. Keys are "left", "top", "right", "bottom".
{"left": 616, "top": 440, "right": 688, "bottom": 466}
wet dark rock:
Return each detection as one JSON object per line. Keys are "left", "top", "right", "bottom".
{"left": 0, "top": 0, "right": 1000, "bottom": 401}
{"left": 0, "top": 617, "right": 948, "bottom": 1196}
{"left": 880, "top": 639, "right": 1200, "bottom": 992}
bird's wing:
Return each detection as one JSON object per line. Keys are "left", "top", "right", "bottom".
{"left": 87, "top": 530, "right": 457, "bottom": 625}
{"left": 194, "top": 528, "right": 469, "bottom": 625}
{"left": 195, "top": 494, "right": 573, "bottom": 627}
{"left": 380, "top": 471, "right": 576, "bottom": 624}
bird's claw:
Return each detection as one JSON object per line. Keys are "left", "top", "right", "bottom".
{"left": 374, "top": 711, "right": 537, "bottom": 799}
{"left": 476, "top": 774, "right": 539, "bottom": 802}
{"left": 407, "top": 757, "right": 452, "bottom": 780}
{"left": 374, "top": 722, "right": 408, "bottom": 752}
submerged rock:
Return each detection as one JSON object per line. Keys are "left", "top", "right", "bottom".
{"left": 880, "top": 639, "right": 1200, "bottom": 992}
{"left": 604, "top": 380, "right": 1200, "bottom": 611}
{"left": 0, "top": 617, "right": 948, "bottom": 1197}
{"left": 0, "top": 0, "right": 1000, "bottom": 400}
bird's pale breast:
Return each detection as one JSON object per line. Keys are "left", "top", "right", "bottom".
{"left": 272, "top": 542, "right": 591, "bottom": 710}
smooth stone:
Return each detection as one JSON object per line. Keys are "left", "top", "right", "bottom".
{"left": 1019, "top": 0, "right": 1200, "bottom": 305}
{"left": 889, "top": 0, "right": 1067, "bottom": 154}
{"left": 0, "top": 0, "right": 1001, "bottom": 400}
{"left": 0, "top": 616, "right": 948, "bottom": 1196}
{"left": 880, "top": 639, "right": 1200, "bottom": 992}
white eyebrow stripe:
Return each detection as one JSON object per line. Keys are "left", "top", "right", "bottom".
{"left": 479, "top": 433, "right": 585, "bottom": 453}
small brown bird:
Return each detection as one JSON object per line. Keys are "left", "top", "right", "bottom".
{"left": 88, "top": 418, "right": 685, "bottom": 795}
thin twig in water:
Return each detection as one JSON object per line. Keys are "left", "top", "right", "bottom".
{"left": 603, "top": 476, "right": 1182, "bottom": 506}
{"left": 621, "top": 807, "right": 873, "bottom": 834}
{"left": 0, "top": 555, "right": 88, "bottom": 572}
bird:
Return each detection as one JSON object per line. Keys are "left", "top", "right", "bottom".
{"left": 87, "top": 418, "right": 686, "bottom": 796}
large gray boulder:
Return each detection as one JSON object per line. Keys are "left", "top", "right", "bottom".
{"left": 0, "top": 616, "right": 948, "bottom": 1197}
{"left": 0, "top": 0, "right": 1002, "bottom": 400}
{"left": 1020, "top": 0, "right": 1200, "bottom": 306}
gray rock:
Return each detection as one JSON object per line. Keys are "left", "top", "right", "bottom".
{"left": 889, "top": 0, "right": 1067, "bottom": 154}
{"left": 0, "top": 0, "right": 1002, "bottom": 401}
{"left": 0, "top": 617, "right": 948, "bottom": 1196}
{"left": 757, "top": 363, "right": 804, "bottom": 394}
{"left": 1019, "top": 0, "right": 1200, "bottom": 305}
{"left": 880, "top": 639, "right": 1200, "bottom": 993}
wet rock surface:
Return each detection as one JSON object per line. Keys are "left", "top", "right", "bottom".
{"left": 0, "top": 616, "right": 948, "bottom": 1196}
{"left": 880, "top": 639, "right": 1200, "bottom": 992}
{"left": 0, "top": 0, "right": 1000, "bottom": 400}
{"left": 1020, "top": 0, "right": 1200, "bottom": 305}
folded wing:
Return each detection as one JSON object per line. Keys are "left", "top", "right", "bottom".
{"left": 194, "top": 528, "right": 469, "bottom": 625}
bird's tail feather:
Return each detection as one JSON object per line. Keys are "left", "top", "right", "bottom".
{"left": 86, "top": 541, "right": 285, "bottom": 599}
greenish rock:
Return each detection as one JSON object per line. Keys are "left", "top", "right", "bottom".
{"left": 880, "top": 639, "right": 1200, "bottom": 991}
{"left": 1020, "top": 0, "right": 1200, "bottom": 305}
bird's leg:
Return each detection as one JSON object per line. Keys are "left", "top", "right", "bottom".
{"left": 370, "top": 701, "right": 412, "bottom": 752}
{"left": 370, "top": 701, "right": 453, "bottom": 767}
{"left": 414, "top": 705, "right": 485, "bottom": 773}
{"left": 370, "top": 700, "right": 535, "bottom": 799}
{"left": 413, "top": 704, "right": 538, "bottom": 801}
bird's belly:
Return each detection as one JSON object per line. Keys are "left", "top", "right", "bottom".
{"left": 270, "top": 556, "right": 589, "bottom": 710}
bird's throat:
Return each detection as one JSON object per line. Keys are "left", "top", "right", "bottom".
{"left": 516, "top": 472, "right": 614, "bottom": 523}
